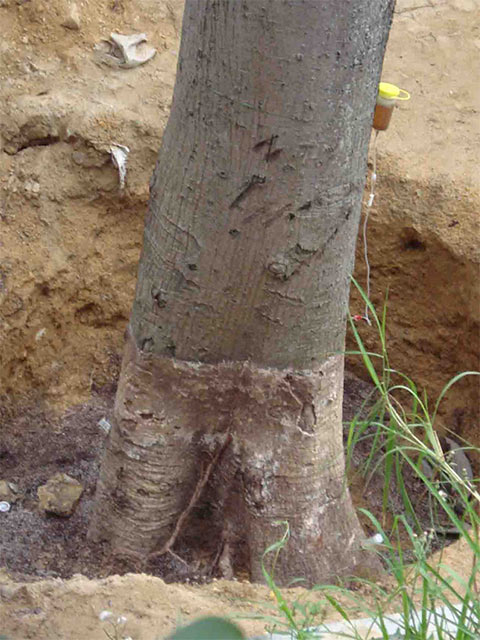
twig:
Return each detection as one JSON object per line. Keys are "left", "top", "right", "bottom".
{"left": 150, "top": 433, "right": 233, "bottom": 559}
{"left": 166, "top": 548, "right": 189, "bottom": 568}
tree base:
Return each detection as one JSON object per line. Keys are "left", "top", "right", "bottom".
{"left": 88, "top": 330, "right": 381, "bottom": 586}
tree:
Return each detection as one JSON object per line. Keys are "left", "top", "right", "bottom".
{"left": 89, "top": 0, "right": 395, "bottom": 586}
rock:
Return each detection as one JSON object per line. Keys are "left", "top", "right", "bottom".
{"left": 61, "top": 3, "right": 81, "bottom": 31}
{"left": 0, "top": 480, "right": 21, "bottom": 503}
{"left": 37, "top": 473, "right": 83, "bottom": 517}
{"left": 23, "top": 179, "right": 41, "bottom": 199}
{"left": 97, "top": 417, "right": 111, "bottom": 434}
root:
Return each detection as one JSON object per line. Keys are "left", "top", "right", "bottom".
{"left": 149, "top": 433, "right": 233, "bottom": 561}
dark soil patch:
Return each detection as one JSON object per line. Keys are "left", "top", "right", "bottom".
{"left": 0, "top": 372, "right": 463, "bottom": 584}
{"left": 0, "top": 385, "right": 114, "bottom": 580}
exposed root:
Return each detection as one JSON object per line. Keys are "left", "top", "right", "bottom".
{"left": 149, "top": 433, "right": 233, "bottom": 561}
{"left": 165, "top": 549, "right": 189, "bottom": 568}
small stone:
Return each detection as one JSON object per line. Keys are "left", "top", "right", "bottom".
{"left": 37, "top": 473, "right": 83, "bottom": 517}
{"left": 0, "top": 480, "right": 20, "bottom": 503}
{"left": 23, "top": 179, "right": 40, "bottom": 199}
{"left": 97, "top": 417, "right": 111, "bottom": 434}
{"left": 61, "top": 3, "right": 81, "bottom": 31}
{"left": 72, "top": 151, "right": 86, "bottom": 165}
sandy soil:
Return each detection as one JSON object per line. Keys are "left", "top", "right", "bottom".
{"left": 0, "top": 536, "right": 475, "bottom": 639}
{"left": 0, "top": 0, "right": 479, "bottom": 638}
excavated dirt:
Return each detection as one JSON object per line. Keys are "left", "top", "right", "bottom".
{"left": 2, "top": 530, "right": 476, "bottom": 640}
{"left": 0, "top": 0, "right": 479, "bottom": 637}
{"left": 347, "top": 0, "right": 480, "bottom": 454}
{"left": 0, "top": 535, "right": 475, "bottom": 640}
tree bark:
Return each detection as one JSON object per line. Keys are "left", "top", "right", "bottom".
{"left": 89, "top": 0, "right": 395, "bottom": 586}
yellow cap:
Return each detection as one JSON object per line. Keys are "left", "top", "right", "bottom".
{"left": 378, "top": 82, "right": 410, "bottom": 101}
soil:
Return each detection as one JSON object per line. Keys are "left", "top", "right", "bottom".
{"left": 0, "top": 536, "right": 475, "bottom": 640}
{"left": 0, "top": 0, "right": 479, "bottom": 638}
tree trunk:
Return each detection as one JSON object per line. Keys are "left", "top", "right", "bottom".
{"left": 89, "top": 0, "right": 394, "bottom": 586}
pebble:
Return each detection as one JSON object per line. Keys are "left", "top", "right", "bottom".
{"left": 98, "top": 417, "right": 112, "bottom": 434}
{"left": 0, "top": 480, "right": 20, "bottom": 503}
{"left": 61, "top": 3, "right": 81, "bottom": 31}
{"left": 37, "top": 473, "right": 84, "bottom": 517}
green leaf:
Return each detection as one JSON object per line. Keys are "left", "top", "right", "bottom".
{"left": 167, "top": 616, "right": 245, "bottom": 640}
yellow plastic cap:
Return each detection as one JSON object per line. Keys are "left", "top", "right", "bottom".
{"left": 378, "top": 82, "right": 410, "bottom": 101}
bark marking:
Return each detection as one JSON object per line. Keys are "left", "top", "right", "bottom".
{"left": 229, "top": 174, "right": 266, "bottom": 209}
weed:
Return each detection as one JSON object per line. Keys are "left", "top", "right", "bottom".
{"left": 99, "top": 610, "right": 132, "bottom": 640}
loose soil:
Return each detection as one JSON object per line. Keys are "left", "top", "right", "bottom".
{"left": 1, "top": 534, "right": 475, "bottom": 640}
{"left": 0, "top": 0, "right": 479, "bottom": 638}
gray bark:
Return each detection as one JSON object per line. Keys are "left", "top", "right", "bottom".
{"left": 89, "top": 0, "right": 394, "bottom": 586}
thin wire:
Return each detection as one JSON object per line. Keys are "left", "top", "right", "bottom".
{"left": 362, "top": 129, "right": 379, "bottom": 325}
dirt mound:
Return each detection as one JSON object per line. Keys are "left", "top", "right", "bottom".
{"left": 0, "top": 570, "right": 276, "bottom": 639}
{"left": 0, "top": 536, "right": 475, "bottom": 639}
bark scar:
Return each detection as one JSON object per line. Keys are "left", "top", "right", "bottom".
{"left": 284, "top": 375, "right": 316, "bottom": 437}
{"left": 252, "top": 134, "right": 281, "bottom": 162}
{"left": 229, "top": 174, "right": 266, "bottom": 209}
{"left": 299, "top": 403, "right": 316, "bottom": 436}
{"left": 265, "top": 134, "right": 279, "bottom": 161}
